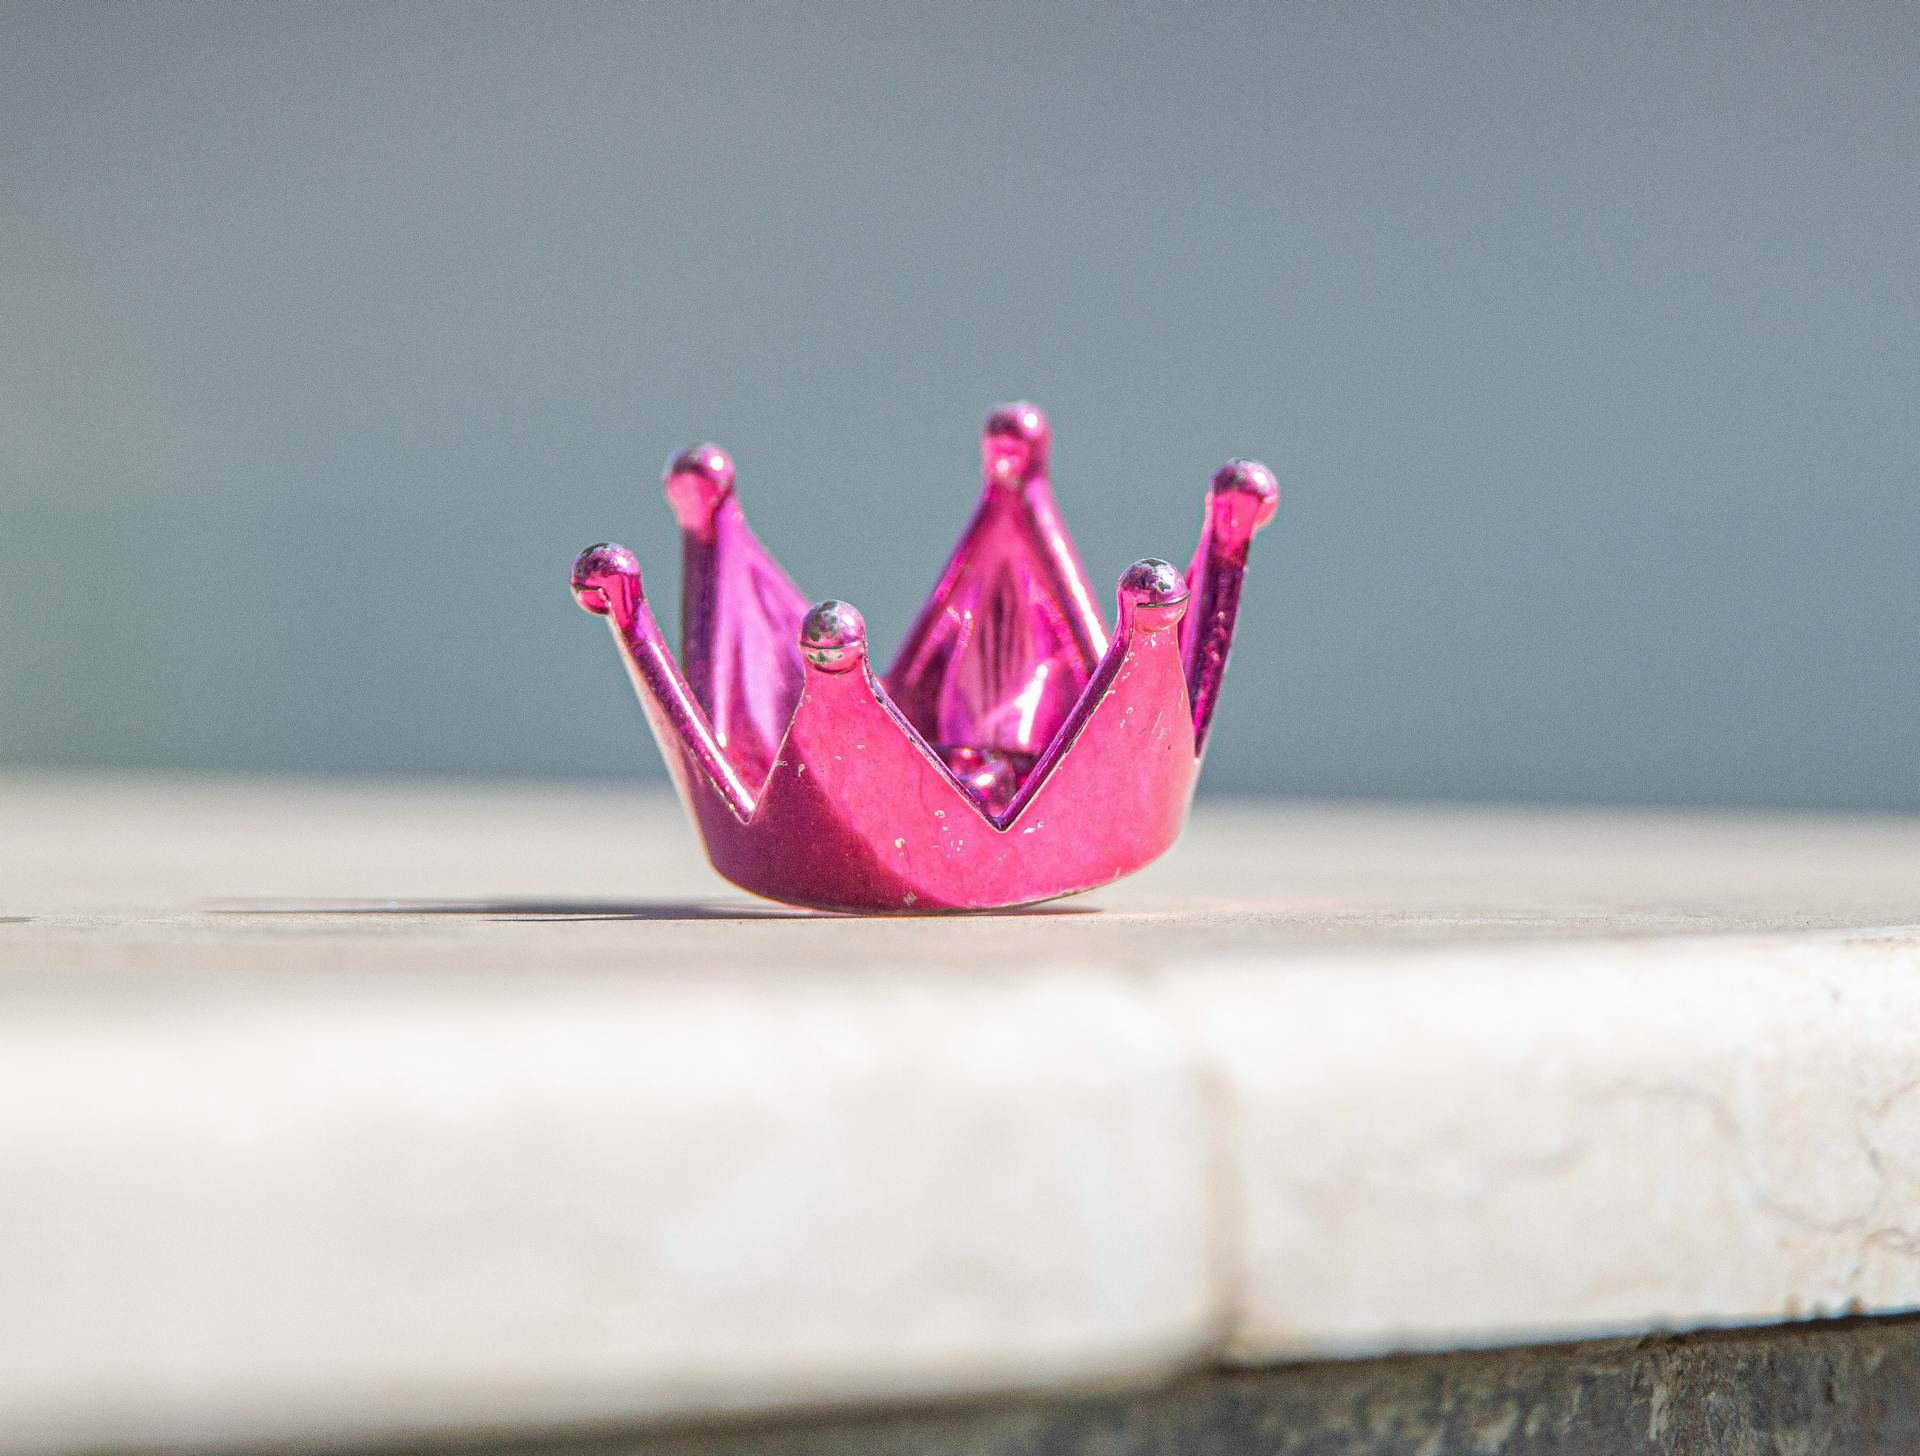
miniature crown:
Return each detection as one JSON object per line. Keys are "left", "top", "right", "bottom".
{"left": 572, "top": 402, "right": 1278, "bottom": 912}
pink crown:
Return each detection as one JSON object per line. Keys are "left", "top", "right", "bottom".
{"left": 571, "top": 403, "right": 1278, "bottom": 912}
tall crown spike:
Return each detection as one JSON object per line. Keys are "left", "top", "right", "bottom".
{"left": 665, "top": 445, "right": 810, "bottom": 789}
{"left": 570, "top": 403, "right": 1280, "bottom": 913}
{"left": 570, "top": 543, "right": 756, "bottom": 821}
{"left": 1182, "top": 459, "right": 1279, "bottom": 752}
{"left": 884, "top": 404, "right": 1108, "bottom": 813}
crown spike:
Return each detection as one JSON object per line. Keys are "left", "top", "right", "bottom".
{"left": 734, "top": 599, "right": 999, "bottom": 912}
{"left": 666, "top": 445, "right": 810, "bottom": 790}
{"left": 884, "top": 402, "right": 1108, "bottom": 796}
{"left": 571, "top": 542, "right": 756, "bottom": 822}
{"left": 1181, "top": 459, "right": 1279, "bottom": 753}
{"left": 976, "top": 403, "right": 1107, "bottom": 653}
{"left": 995, "top": 557, "right": 1194, "bottom": 833}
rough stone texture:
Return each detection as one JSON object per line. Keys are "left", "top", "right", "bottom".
{"left": 4, "top": 774, "right": 1920, "bottom": 1452}
{"left": 409, "top": 1317, "right": 1920, "bottom": 1456}
{"left": 1170, "top": 932, "right": 1920, "bottom": 1362}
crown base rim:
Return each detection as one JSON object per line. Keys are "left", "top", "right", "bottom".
{"left": 699, "top": 848, "right": 1162, "bottom": 915}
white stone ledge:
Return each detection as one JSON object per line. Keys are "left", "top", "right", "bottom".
{"left": 0, "top": 967, "right": 1215, "bottom": 1453}
{"left": 2, "top": 774, "right": 1919, "bottom": 1451}
{"left": 1168, "top": 929, "right": 1920, "bottom": 1361}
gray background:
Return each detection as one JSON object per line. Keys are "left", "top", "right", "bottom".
{"left": 2, "top": 3, "right": 1914, "bottom": 807}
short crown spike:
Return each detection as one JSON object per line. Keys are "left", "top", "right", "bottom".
{"left": 570, "top": 403, "right": 1281, "bottom": 912}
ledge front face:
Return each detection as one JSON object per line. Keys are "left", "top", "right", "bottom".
{"left": 0, "top": 967, "right": 1215, "bottom": 1453}
{"left": 1171, "top": 930, "right": 1920, "bottom": 1361}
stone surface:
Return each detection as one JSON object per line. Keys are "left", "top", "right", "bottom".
{"left": 1171, "top": 933, "right": 1920, "bottom": 1362}
{"left": 3, "top": 773, "right": 1920, "bottom": 1452}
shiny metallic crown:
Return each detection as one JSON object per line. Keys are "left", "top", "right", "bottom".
{"left": 571, "top": 402, "right": 1278, "bottom": 912}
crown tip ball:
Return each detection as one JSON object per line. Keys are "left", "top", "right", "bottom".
{"left": 986, "top": 401, "right": 1048, "bottom": 441}
{"left": 982, "top": 401, "right": 1050, "bottom": 487}
{"left": 667, "top": 442, "right": 735, "bottom": 488}
{"left": 571, "top": 542, "right": 642, "bottom": 615}
{"left": 1208, "top": 458, "right": 1280, "bottom": 541}
{"left": 1119, "top": 558, "right": 1188, "bottom": 609}
{"left": 663, "top": 443, "right": 736, "bottom": 530}
{"left": 799, "top": 599, "right": 867, "bottom": 673}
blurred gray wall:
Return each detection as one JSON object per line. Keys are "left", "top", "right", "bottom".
{"left": 2, "top": 2, "right": 1915, "bottom": 807}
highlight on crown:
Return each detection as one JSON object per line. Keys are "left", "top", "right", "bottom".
{"left": 571, "top": 402, "right": 1278, "bottom": 913}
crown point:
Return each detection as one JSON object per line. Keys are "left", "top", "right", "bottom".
{"left": 664, "top": 443, "right": 737, "bottom": 530}
{"left": 983, "top": 401, "right": 1050, "bottom": 488}
{"left": 1119, "top": 558, "right": 1188, "bottom": 610}
{"left": 571, "top": 542, "right": 642, "bottom": 616}
{"left": 1208, "top": 458, "right": 1280, "bottom": 542}
{"left": 799, "top": 599, "right": 867, "bottom": 673}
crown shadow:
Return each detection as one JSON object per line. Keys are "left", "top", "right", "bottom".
{"left": 212, "top": 898, "right": 803, "bottom": 923}
{"left": 211, "top": 898, "right": 1095, "bottom": 923}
